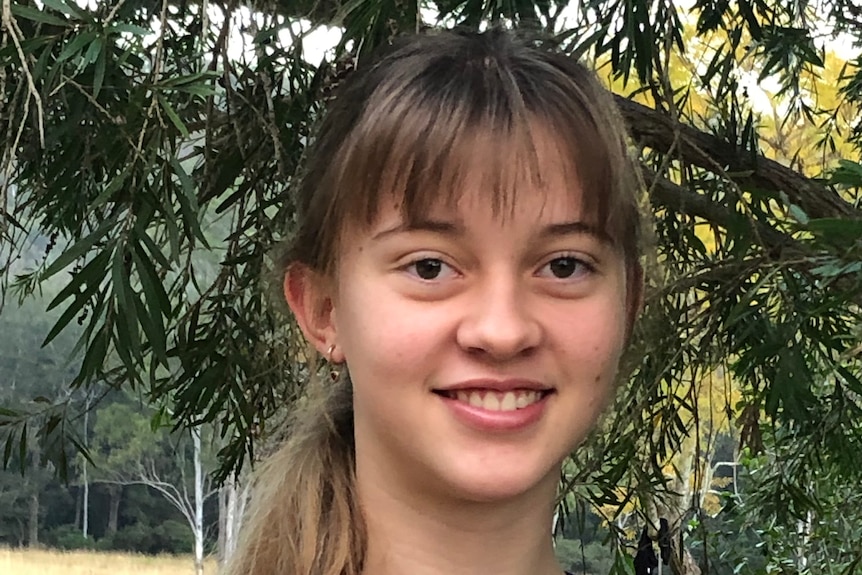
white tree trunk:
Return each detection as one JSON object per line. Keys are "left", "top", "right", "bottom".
{"left": 82, "top": 457, "right": 89, "bottom": 538}
{"left": 131, "top": 424, "right": 215, "bottom": 575}
{"left": 227, "top": 478, "right": 239, "bottom": 558}
{"left": 218, "top": 485, "right": 226, "bottom": 564}
{"left": 219, "top": 474, "right": 249, "bottom": 565}
{"left": 82, "top": 395, "right": 90, "bottom": 539}
{"left": 193, "top": 426, "right": 204, "bottom": 575}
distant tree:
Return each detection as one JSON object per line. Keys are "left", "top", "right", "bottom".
{"left": 89, "top": 398, "right": 217, "bottom": 571}
{"left": 132, "top": 423, "right": 217, "bottom": 575}
{"left": 90, "top": 400, "right": 160, "bottom": 535}
{"left": 0, "top": 299, "right": 83, "bottom": 545}
{"left": 2, "top": 1, "right": 862, "bottom": 572}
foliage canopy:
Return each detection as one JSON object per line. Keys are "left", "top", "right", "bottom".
{"left": 2, "top": 0, "right": 862, "bottom": 569}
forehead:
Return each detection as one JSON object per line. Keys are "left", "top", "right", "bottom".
{"left": 361, "top": 120, "right": 595, "bottom": 232}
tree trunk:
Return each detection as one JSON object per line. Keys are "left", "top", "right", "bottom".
{"left": 83, "top": 469, "right": 90, "bottom": 538}
{"left": 237, "top": 481, "right": 249, "bottom": 533}
{"left": 193, "top": 427, "right": 204, "bottom": 575}
{"left": 218, "top": 483, "right": 227, "bottom": 565}
{"left": 82, "top": 395, "right": 90, "bottom": 538}
{"left": 224, "top": 476, "right": 248, "bottom": 561}
{"left": 218, "top": 476, "right": 241, "bottom": 566}
{"left": 107, "top": 484, "right": 122, "bottom": 536}
{"left": 28, "top": 492, "right": 39, "bottom": 547}
{"left": 27, "top": 440, "right": 41, "bottom": 547}
{"left": 74, "top": 486, "right": 82, "bottom": 532}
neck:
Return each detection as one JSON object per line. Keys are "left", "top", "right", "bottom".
{"left": 357, "top": 462, "right": 564, "bottom": 575}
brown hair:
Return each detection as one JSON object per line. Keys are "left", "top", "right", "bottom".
{"left": 226, "top": 27, "right": 643, "bottom": 575}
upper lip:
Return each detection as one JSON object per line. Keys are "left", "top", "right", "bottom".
{"left": 434, "top": 378, "right": 553, "bottom": 393}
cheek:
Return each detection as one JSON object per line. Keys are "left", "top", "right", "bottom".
{"left": 334, "top": 288, "right": 449, "bottom": 380}
{"left": 560, "top": 299, "right": 627, "bottom": 377}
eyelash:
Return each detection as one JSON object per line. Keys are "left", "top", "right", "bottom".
{"left": 537, "top": 254, "right": 596, "bottom": 281}
{"left": 401, "top": 254, "right": 596, "bottom": 282}
{"left": 403, "top": 257, "right": 458, "bottom": 281}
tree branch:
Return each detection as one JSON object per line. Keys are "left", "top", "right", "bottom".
{"left": 615, "top": 96, "right": 861, "bottom": 221}
{"left": 642, "top": 166, "right": 794, "bottom": 252}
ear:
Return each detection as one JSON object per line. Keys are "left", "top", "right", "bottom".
{"left": 284, "top": 263, "right": 342, "bottom": 362}
{"left": 624, "top": 261, "right": 644, "bottom": 344}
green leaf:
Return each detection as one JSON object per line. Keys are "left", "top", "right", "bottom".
{"left": 150, "top": 406, "right": 168, "bottom": 432}
{"left": 174, "top": 84, "right": 217, "bottom": 98}
{"left": 807, "top": 218, "right": 862, "bottom": 242}
{"left": 829, "top": 159, "right": 862, "bottom": 187}
{"left": 42, "top": 271, "right": 104, "bottom": 347}
{"left": 132, "top": 239, "right": 171, "bottom": 317}
{"left": 158, "top": 96, "right": 189, "bottom": 138}
{"left": 106, "top": 23, "right": 151, "bottom": 36}
{"left": 10, "top": 4, "right": 69, "bottom": 26}
{"left": 46, "top": 247, "right": 110, "bottom": 312}
{"left": 788, "top": 203, "right": 809, "bottom": 225}
{"left": 57, "top": 31, "right": 97, "bottom": 63}
{"left": 158, "top": 71, "right": 219, "bottom": 88}
{"left": 42, "top": 218, "right": 115, "bottom": 279}
{"left": 75, "top": 327, "right": 108, "bottom": 385}
{"left": 67, "top": 432, "right": 93, "bottom": 467}
{"left": 92, "top": 168, "right": 131, "bottom": 209}
{"left": 170, "top": 157, "right": 208, "bottom": 246}
{"left": 83, "top": 36, "right": 102, "bottom": 65}
{"left": 19, "top": 423, "right": 27, "bottom": 471}
{"left": 132, "top": 244, "right": 169, "bottom": 364}
{"left": 2, "top": 429, "right": 14, "bottom": 470}
{"left": 131, "top": 287, "right": 165, "bottom": 366}
{"left": 112, "top": 241, "right": 142, "bottom": 364}
{"left": 93, "top": 44, "right": 106, "bottom": 98}
{"left": 32, "top": 39, "right": 56, "bottom": 83}
{"left": 136, "top": 227, "right": 172, "bottom": 268}
{"left": 41, "top": 0, "right": 92, "bottom": 21}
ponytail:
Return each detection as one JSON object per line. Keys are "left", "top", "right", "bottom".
{"left": 224, "top": 375, "right": 365, "bottom": 575}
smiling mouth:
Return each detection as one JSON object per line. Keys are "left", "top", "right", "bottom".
{"left": 434, "top": 389, "right": 552, "bottom": 412}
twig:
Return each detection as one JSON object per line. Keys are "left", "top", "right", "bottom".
{"left": 104, "top": 0, "right": 127, "bottom": 27}
{"left": 135, "top": 0, "right": 169, "bottom": 159}
{"left": 1, "top": 0, "right": 45, "bottom": 148}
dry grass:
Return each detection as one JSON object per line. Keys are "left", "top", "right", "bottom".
{"left": 0, "top": 547, "right": 219, "bottom": 575}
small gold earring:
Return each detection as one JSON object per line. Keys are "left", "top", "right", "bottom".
{"left": 326, "top": 344, "right": 340, "bottom": 382}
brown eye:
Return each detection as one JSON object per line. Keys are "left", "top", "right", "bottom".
{"left": 549, "top": 257, "right": 578, "bottom": 278}
{"left": 542, "top": 256, "right": 592, "bottom": 280}
{"left": 413, "top": 258, "right": 444, "bottom": 280}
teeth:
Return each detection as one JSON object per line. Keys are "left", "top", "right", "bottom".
{"left": 482, "top": 394, "right": 501, "bottom": 410}
{"left": 450, "top": 390, "right": 543, "bottom": 411}
{"left": 500, "top": 392, "right": 516, "bottom": 411}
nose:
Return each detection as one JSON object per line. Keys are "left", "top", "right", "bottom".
{"left": 456, "top": 277, "right": 542, "bottom": 360}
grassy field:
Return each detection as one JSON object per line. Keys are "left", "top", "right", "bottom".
{"left": 0, "top": 547, "right": 219, "bottom": 575}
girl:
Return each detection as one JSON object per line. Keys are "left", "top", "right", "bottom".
{"left": 227, "top": 27, "right": 644, "bottom": 575}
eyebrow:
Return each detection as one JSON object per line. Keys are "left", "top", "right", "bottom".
{"left": 371, "top": 218, "right": 465, "bottom": 241}
{"left": 371, "top": 218, "right": 610, "bottom": 243}
{"left": 539, "top": 221, "right": 612, "bottom": 243}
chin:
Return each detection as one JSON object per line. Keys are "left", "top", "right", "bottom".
{"left": 439, "top": 465, "right": 559, "bottom": 505}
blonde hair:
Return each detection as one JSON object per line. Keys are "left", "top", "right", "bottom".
{"left": 226, "top": 376, "right": 364, "bottom": 575}
{"left": 226, "top": 27, "right": 642, "bottom": 575}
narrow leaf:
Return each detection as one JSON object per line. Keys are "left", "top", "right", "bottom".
{"left": 10, "top": 4, "right": 69, "bottom": 26}
{"left": 43, "top": 218, "right": 115, "bottom": 279}
{"left": 159, "top": 96, "right": 189, "bottom": 138}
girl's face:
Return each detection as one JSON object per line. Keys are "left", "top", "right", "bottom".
{"left": 290, "top": 130, "right": 637, "bottom": 505}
